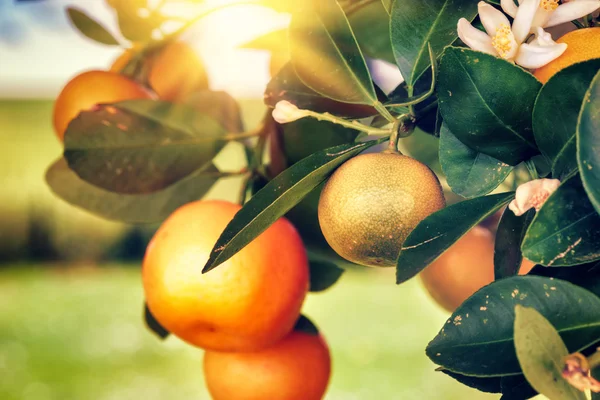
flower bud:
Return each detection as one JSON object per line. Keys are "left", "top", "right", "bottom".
{"left": 508, "top": 178, "right": 561, "bottom": 216}
{"left": 272, "top": 101, "right": 309, "bottom": 124}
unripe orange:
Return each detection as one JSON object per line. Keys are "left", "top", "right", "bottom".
{"left": 204, "top": 331, "right": 331, "bottom": 400}
{"left": 143, "top": 200, "right": 309, "bottom": 352}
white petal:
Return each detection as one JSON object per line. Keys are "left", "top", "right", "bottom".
{"left": 457, "top": 18, "right": 497, "bottom": 55}
{"left": 512, "top": 0, "right": 541, "bottom": 43}
{"left": 509, "top": 178, "right": 561, "bottom": 216}
{"left": 479, "top": 2, "right": 512, "bottom": 36}
{"left": 272, "top": 101, "right": 309, "bottom": 124}
{"left": 546, "top": 1, "right": 600, "bottom": 27}
{"left": 501, "top": 0, "right": 519, "bottom": 17}
{"left": 531, "top": 8, "right": 553, "bottom": 29}
{"left": 529, "top": 26, "right": 556, "bottom": 46}
{"left": 515, "top": 41, "right": 567, "bottom": 68}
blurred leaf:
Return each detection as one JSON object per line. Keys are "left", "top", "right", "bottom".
{"left": 522, "top": 174, "right": 600, "bottom": 266}
{"left": 64, "top": 100, "right": 227, "bottom": 194}
{"left": 66, "top": 7, "right": 120, "bottom": 46}
{"left": 427, "top": 276, "right": 600, "bottom": 376}
{"left": 529, "top": 261, "right": 600, "bottom": 299}
{"left": 46, "top": 158, "right": 218, "bottom": 223}
{"left": 203, "top": 138, "right": 385, "bottom": 273}
{"left": 514, "top": 306, "right": 586, "bottom": 400}
{"left": 144, "top": 303, "right": 169, "bottom": 339}
{"left": 396, "top": 192, "right": 514, "bottom": 284}
{"left": 380, "top": 0, "right": 392, "bottom": 15}
{"left": 183, "top": 90, "right": 244, "bottom": 133}
{"left": 439, "top": 369, "right": 502, "bottom": 393}
{"left": 290, "top": 0, "right": 376, "bottom": 104}
{"left": 309, "top": 260, "right": 344, "bottom": 292}
{"left": 390, "top": 0, "right": 478, "bottom": 87}
{"left": 439, "top": 123, "right": 513, "bottom": 198}
{"left": 112, "top": 0, "right": 164, "bottom": 43}
{"left": 533, "top": 59, "right": 600, "bottom": 179}
{"left": 294, "top": 315, "right": 319, "bottom": 335}
{"left": 494, "top": 209, "right": 535, "bottom": 280}
{"left": 438, "top": 47, "right": 540, "bottom": 165}
{"left": 265, "top": 64, "right": 381, "bottom": 118}
{"left": 500, "top": 375, "right": 538, "bottom": 400}
{"left": 349, "top": 1, "right": 394, "bottom": 63}
{"left": 578, "top": 69, "right": 600, "bottom": 214}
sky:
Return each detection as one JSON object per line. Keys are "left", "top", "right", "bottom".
{"left": 0, "top": 0, "right": 290, "bottom": 98}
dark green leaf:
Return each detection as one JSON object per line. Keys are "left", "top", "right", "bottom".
{"left": 396, "top": 192, "right": 514, "bottom": 283}
{"left": 578, "top": 69, "right": 600, "bottom": 214}
{"left": 203, "top": 138, "right": 384, "bottom": 273}
{"left": 66, "top": 7, "right": 120, "bottom": 46}
{"left": 294, "top": 315, "right": 319, "bottom": 335}
{"left": 45, "top": 158, "right": 219, "bottom": 224}
{"left": 64, "top": 100, "right": 227, "bottom": 194}
{"left": 522, "top": 174, "right": 600, "bottom": 266}
{"left": 390, "top": 0, "right": 478, "bottom": 87}
{"left": 438, "top": 47, "right": 540, "bottom": 165}
{"left": 533, "top": 59, "right": 600, "bottom": 179}
{"left": 500, "top": 375, "right": 538, "bottom": 400}
{"left": 439, "top": 123, "right": 513, "bottom": 198}
{"left": 144, "top": 303, "right": 170, "bottom": 339}
{"left": 494, "top": 209, "right": 535, "bottom": 280}
{"left": 309, "top": 260, "right": 344, "bottom": 292}
{"left": 439, "top": 369, "right": 502, "bottom": 393}
{"left": 593, "top": 367, "right": 600, "bottom": 400}
{"left": 349, "top": 1, "right": 395, "bottom": 64}
{"left": 426, "top": 276, "right": 600, "bottom": 376}
{"left": 290, "top": 0, "right": 376, "bottom": 104}
{"left": 264, "top": 64, "right": 382, "bottom": 118}
{"left": 529, "top": 261, "right": 600, "bottom": 297}
{"left": 514, "top": 306, "right": 585, "bottom": 400}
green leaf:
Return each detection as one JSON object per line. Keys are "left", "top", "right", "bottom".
{"left": 390, "top": 0, "right": 478, "bottom": 87}
{"left": 578, "top": 69, "right": 600, "bottom": 215}
{"left": 381, "top": 0, "right": 392, "bottom": 15}
{"left": 294, "top": 315, "right": 319, "bottom": 335}
{"left": 396, "top": 192, "right": 515, "bottom": 284}
{"left": 144, "top": 303, "right": 169, "bottom": 339}
{"left": 112, "top": 0, "right": 164, "bottom": 43}
{"left": 514, "top": 305, "right": 586, "bottom": 400}
{"left": 203, "top": 138, "right": 385, "bottom": 273}
{"left": 264, "top": 64, "right": 382, "bottom": 118}
{"left": 349, "top": 1, "right": 395, "bottom": 64}
{"left": 494, "top": 209, "right": 535, "bottom": 280}
{"left": 427, "top": 276, "right": 600, "bottom": 376}
{"left": 533, "top": 59, "right": 600, "bottom": 179}
{"left": 182, "top": 90, "right": 244, "bottom": 134}
{"left": 439, "top": 369, "right": 502, "bottom": 393}
{"left": 529, "top": 261, "right": 600, "bottom": 301}
{"left": 290, "top": 0, "right": 377, "bottom": 104}
{"left": 522, "top": 174, "right": 600, "bottom": 266}
{"left": 66, "top": 7, "right": 120, "bottom": 46}
{"left": 64, "top": 100, "right": 227, "bottom": 194}
{"left": 439, "top": 123, "right": 513, "bottom": 198}
{"left": 309, "top": 260, "right": 344, "bottom": 292}
{"left": 438, "top": 47, "right": 540, "bottom": 165}
{"left": 500, "top": 375, "right": 538, "bottom": 400}
{"left": 45, "top": 158, "right": 219, "bottom": 224}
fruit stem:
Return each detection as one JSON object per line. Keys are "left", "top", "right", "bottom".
{"left": 374, "top": 101, "right": 397, "bottom": 124}
{"left": 304, "top": 110, "right": 392, "bottom": 136}
{"left": 525, "top": 159, "right": 539, "bottom": 180}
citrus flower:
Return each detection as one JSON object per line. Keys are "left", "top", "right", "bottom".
{"left": 508, "top": 178, "right": 561, "bottom": 216}
{"left": 501, "top": 0, "right": 600, "bottom": 31}
{"left": 562, "top": 352, "right": 600, "bottom": 393}
{"left": 272, "top": 101, "right": 309, "bottom": 124}
{"left": 457, "top": 1, "right": 568, "bottom": 68}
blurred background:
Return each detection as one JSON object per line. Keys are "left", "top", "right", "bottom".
{"left": 0, "top": 0, "right": 495, "bottom": 399}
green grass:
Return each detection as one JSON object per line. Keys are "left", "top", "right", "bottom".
{"left": 0, "top": 266, "right": 497, "bottom": 400}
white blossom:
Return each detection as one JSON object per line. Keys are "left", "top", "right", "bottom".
{"left": 272, "top": 101, "right": 309, "bottom": 124}
{"left": 509, "top": 178, "right": 561, "bottom": 216}
{"left": 501, "top": 0, "right": 600, "bottom": 31}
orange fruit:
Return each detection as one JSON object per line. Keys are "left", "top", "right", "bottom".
{"left": 534, "top": 27, "right": 600, "bottom": 84}
{"left": 318, "top": 152, "right": 445, "bottom": 267}
{"left": 204, "top": 330, "right": 331, "bottom": 400}
{"left": 143, "top": 200, "right": 309, "bottom": 352}
{"left": 420, "top": 226, "right": 535, "bottom": 312}
{"left": 111, "top": 41, "right": 209, "bottom": 101}
{"left": 52, "top": 70, "right": 154, "bottom": 141}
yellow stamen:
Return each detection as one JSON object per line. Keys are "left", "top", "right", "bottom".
{"left": 492, "top": 24, "right": 514, "bottom": 59}
{"left": 540, "top": 0, "right": 559, "bottom": 11}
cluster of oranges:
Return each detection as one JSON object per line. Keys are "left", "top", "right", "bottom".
{"left": 52, "top": 40, "right": 208, "bottom": 141}
{"left": 143, "top": 200, "right": 331, "bottom": 400}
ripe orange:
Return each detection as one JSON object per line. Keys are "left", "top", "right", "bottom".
{"left": 52, "top": 70, "right": 154, "bottom": 141}
{"left": 143, "top": 200, "right": 309, "bottom": 352}
{"left": 203, "top": 330, "right": 331, "bottom": 400}
{"left": 111, "top": 41, "right": 209, "bottom": 101}
{"left": 420, "top": 226, "right": 535, "bottom": 312}
{"left": 534, "top": 27, "right": 600, "bottom": 84}
{"left": 318, "top": 152, "right": 445, "bottom": 267}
